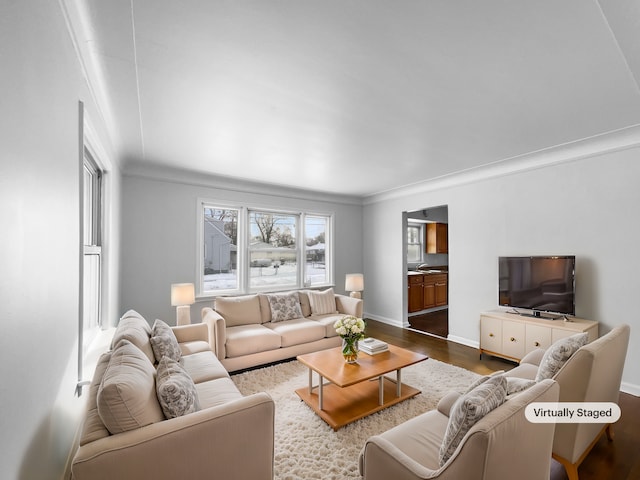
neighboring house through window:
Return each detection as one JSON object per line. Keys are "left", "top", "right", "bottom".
{"left": 199, "top": 201, "right": 333, "bottom": 296}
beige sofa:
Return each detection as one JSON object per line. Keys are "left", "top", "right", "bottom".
{"left": 71, "top": 310, "right": 275, "bottom": 480}
{"left": 201, "top": 288, "right": 363, "bottom": 372}
{"left": 359, "top": 378, "right": 560, "bottom": 480}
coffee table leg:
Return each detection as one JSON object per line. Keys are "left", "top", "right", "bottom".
{"left": 319, "top": 374, "right": 324, "bottom": 410}
{"left": 396, "top": 369, "right": 402, "bottom": 397}
{"left": 378, "top": 376, "right": 384, "bottom": 405}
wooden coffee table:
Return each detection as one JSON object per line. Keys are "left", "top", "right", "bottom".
{"left": 295, "top": 344, "right": 428, "bottom": 430}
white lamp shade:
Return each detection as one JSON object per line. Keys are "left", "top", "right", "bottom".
{"left": 171, "top": 283, "right": 195, "bottom": 306}
{"left": 345, "top": 273, "right": 364, "bottom": 292}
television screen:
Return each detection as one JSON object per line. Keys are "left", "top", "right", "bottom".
{"left": 498, "top": 256, "right": 575, "bottom": 317}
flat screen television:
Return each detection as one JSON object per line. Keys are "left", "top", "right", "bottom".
{"left": 498, "top": 256, "right": 575, "bottom": 318}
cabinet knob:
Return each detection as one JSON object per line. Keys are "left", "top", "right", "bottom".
{"left": 489, "top": 333, "right": 494, "bottom": 338}
{"left": 534, "top": 341, "right": 540, "bottom": 347}
{"left": 510, "top": 337, "right": 516, "bottom": 342}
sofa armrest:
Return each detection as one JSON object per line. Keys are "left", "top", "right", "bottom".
{"left": 520, "top": 348, "right": 545, "bottom": 367}
{"left": 335, "top": 294, "right": 363, "bottom": 318}
{"left": 359, "top": 436, "right": 437, "bottom": 480}
{"left": 72, "top": 392, "right": 275, "bottom": 480}
{"left": 201, "top": 307, "right": 226, "bottom": 360}
{"left": 171, "top": 322, "right": 208, "bottom": 344}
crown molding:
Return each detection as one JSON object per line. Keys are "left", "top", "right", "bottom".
{"left": 122, "top": 162, "right": 364, "bottom": 206}
{"left": 364, "top": 124, "right": 640, "bottom": 205}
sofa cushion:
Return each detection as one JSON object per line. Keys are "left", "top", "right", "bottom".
{"left": 156, "top": 356, "right": 200, "bottom": 419}
{"left": 297, "top": 290, "right": 312, "bottom": 317}
{"left": 79, "top": 351, "right": 112, "bottom": 446}
{"left": 439, "top": 374, "right": 507, "bottom": 466}
{"left": 216, "top": 295, "right": 262, "bottom": 327}
{"left": 150, "top": 319, "right": 182, "bottom": 363}
{"left": 196, "top": 377, "right": 245, "bottom": 409}
{"left": 97, "top": 340, "right": 164, "bottom": 434}
{"left": 308, "top": 313, "right": 344, "bottom": 338}
{"left": 266, "top": 291, "right": 303, "bottom": 322}
{"left": 181, "top": 350, "right": 230, "bottom": 384}
{"left": 225, "top": 324, "right": 282, "bottom": 358}
{"left": 111, "top": 311, "right": 155, "bottom": 364}
{"left": 179, "top": 340, "right": 212, "bottom": 356}
{"left": 535, "top": 332, "right": 588, "bottom": 382}
{"left": 265, "top": 318, "right": 327, "bottom": 347}
{"left": 307, "top": 288, "right": 337, "bottom": 315}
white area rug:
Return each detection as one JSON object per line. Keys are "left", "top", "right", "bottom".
{"left": 232, "top": 358, "right": 481, "bottom": 480}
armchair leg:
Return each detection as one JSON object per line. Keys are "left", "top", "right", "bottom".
{"left": 552, "top": 454, "right": 579, "bottom": 480}
{"left": 605, "top": 423, "right": 614, "bottom": 441}
{"left": 552, "top": 423, "right": 614, "bottom": 480}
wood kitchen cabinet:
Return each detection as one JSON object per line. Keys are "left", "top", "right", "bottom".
{"left": 423, "top": 273, "right": 447, "bottom": 308}
{"left": 408, "top": 274, "right": 423, "bottom": 313}
{"left": 426, "top": 223, "right": 448, "bottom": 254}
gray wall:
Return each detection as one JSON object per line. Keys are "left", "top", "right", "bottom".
{"left": 0, "top": 1, "right": 120, "bottom": 478}
{"left": 120, "top": 172, "right": 364, "bottom": 324}
{"left": 363, "top": 148, "right": 640, "bottom": 394}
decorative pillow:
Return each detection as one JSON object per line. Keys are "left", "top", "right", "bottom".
{"left": 464, "top": 370, "right": 505, "bottom": 393}
{"left": 439, "top": 375, "right": 507, "bottom": 466}
{"left": 266, "top": 292, "right": 303, "bottom": 322}
{"left": 506, "top": 377, "right": 536, "bottom": 395}
{"left": 97, "top": 340, "right": 164, "bottom": 434}
{"left": 111, "top": 312, "right": 155, "bottom": 364}
{"left": 535, "top": 333, "right": 588, "bottom": 382}
{"left": 307, "top": 288, "right": 337, "bottom": 315}
{"left": 156, "top": 356, "right": 200, "bottom": 419}
{"left": 150, "top": 319, "right": 182, "bottom": 363}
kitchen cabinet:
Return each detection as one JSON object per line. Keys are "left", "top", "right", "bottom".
{"left": 426, "top": 223, "right": 448, "bottom": 254}
{"left": 479, "top": 310, "right": 599, "bottom": 362}
{"left": 408, "top": 272, "right": 448, "bottom": 312}
{"left": 408, "top": 274, "right": 423, "bottom": 313}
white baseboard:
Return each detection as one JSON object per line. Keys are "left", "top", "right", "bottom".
{"left": 447, "top": 335, "right": 480, "bottom": 349}
{"left": 365, "top": 313, "right": 405, "bottom": 328}
{"left": 621, "top": 381, "right": 640, "bottom": 397}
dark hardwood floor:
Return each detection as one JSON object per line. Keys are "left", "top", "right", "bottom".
{"left": 408, "top": 308, "right": 449, "bottom": 338}
{"left": 365, "top": 319, "right": 640, "bottom": 480}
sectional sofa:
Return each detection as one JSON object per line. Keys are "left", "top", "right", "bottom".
{"left": 71, "top": 310, "right": 275, "bottom": 480}
{"left": 201, "top": 288, "right": 363, "bottom": 372}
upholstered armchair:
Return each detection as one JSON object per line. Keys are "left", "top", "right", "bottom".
{"left": 358, "top": 378, "right": 559, "bottom": 480}
{"left": 506, "top": 324, "right": 630, "bottom": 480}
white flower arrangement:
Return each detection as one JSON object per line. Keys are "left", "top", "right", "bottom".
{"left": 334, "top": 315, "right": 366, "bottom": 340}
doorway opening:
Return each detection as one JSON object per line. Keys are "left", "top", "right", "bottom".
{"left": 404, "top": 205, "right": 449, "bottom": 338}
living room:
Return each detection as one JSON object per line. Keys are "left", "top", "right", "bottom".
{"left": 2, "top": 1, "right": 640, "bottom": 479}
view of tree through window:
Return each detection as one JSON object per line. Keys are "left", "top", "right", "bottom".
{"left": 201, "top": 204, "right": 332, "bottom": 295}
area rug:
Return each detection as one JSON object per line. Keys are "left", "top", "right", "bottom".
{"left": 231, "top": 358, "right": 481, "bottom": 480}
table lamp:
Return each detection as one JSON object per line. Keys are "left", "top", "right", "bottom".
{"left": 171, "top": 283, "right": 195, "bottom": 325}
{"left": 345, "top": 273, "right": 364, "bottom": 299}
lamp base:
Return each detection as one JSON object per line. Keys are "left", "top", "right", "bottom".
{"left": 176, "top": 305, "right": 191, "bottom": 326}
{"left": 349, "top": 291, "right": 362, "bottom": 299}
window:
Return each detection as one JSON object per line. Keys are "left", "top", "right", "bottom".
{"left": 82, "top": 149, "right": 102, "bottom": 350}
{"left": 407, "top": 224, "right": 423, "bottom": 263}
{"left": 199, "top": 202, "right": 333, "bottom": 296}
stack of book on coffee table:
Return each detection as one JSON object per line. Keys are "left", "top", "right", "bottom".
{"left": 360, "top": 337, "right": 389, "bottom": 355}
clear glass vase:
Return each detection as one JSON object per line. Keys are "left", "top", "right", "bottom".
{"left": 342, "top": 337, "right": 360, "bottom": 364}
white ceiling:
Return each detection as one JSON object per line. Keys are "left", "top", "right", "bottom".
{"left": 67, "top": 0, "right": 640, "bottom": 197}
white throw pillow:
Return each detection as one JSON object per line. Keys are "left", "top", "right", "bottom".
{"left": 97, "top": 340, "right": 164, "bottom": 434}
{"left": 535, "top": 332, "right": 588, "bottom": 382}
{"left": 308, "top": 288, "right": 337, "bottom": 315}
{"left": 439, "top": 374, "right": 507, "bottom": 466}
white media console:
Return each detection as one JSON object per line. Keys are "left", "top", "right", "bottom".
{"left": 480, "top": 310, "right": 599, "bottom": 362}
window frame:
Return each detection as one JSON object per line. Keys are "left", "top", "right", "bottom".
{"left": 197, "top": 199, "right": 334, "bottom": 298}
{"left": 407, "top": 223, "right": 424, "bottom": 264}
